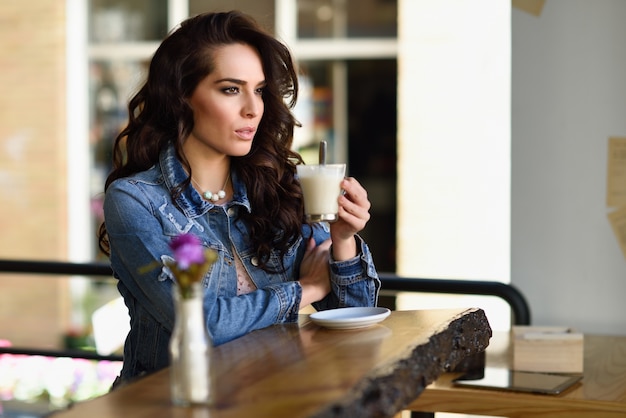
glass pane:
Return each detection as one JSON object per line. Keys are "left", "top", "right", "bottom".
{"left": 293, "top": 62, "right": 335, "bottom": 163}
{"left": 89, "top": 0, "right": 168, "bottom": 42}
{"left": 190, "top": 0, "right": 275, "bottom": 32}
{"left": 298, "top": 0, "right": 397, "bottom": 38}
{"left": 89, "top": 60, "right": 148, "bottom": 256}
{"left": 346, "top": 59, "right": 396, "bottom": 272}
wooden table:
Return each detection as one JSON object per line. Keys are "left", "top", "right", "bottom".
{"left": 51, "top": 308, "right": 491, "bottom": 418}
{"left": 409, "top": 332, "right": 626, "bottom": 417}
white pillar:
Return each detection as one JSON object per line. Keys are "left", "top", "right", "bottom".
{"left": 397, "top": 0, "right": 511, "bottom": 282}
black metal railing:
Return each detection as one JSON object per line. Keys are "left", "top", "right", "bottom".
{"left": 0, "top": 259, "right": 531, "bottom": 361}
{"left": 378, "top": 273, "right": 531, "bottom": 326}
{"left": 0, "top": 259, "right": 122, "bottom": 362}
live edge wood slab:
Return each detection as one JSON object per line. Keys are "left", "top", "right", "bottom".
{"left": 52, "top": 308, "right": 492, "bottom": 418}
{"left": 310, "top": 308, "right": 492, "bottom": 418}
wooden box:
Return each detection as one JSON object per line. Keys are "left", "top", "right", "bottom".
{"left": 512, "top": 326, "right": 584, "bottom": 373}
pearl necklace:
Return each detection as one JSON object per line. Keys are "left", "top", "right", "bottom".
{"left": 191, "top": 172, "right": 230, "bottom": 202}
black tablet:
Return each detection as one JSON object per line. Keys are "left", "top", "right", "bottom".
{"left": 452, "top": 367, "right": 583, "bottom": 395}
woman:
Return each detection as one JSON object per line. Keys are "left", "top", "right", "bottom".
{"left": 99, "top": 10, "right": 380, "bottom": 384}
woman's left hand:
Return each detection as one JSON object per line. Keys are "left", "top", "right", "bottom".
{"left": 330, "top": 177, "right": 371, "bottom": 260}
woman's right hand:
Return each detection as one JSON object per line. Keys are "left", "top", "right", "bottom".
{"left": 298, "top": 238, "right": 332, "bottom": 308}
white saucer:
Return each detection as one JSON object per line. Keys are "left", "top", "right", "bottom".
{"left": 309, "top": 307, "right": 391, "bottom": 330}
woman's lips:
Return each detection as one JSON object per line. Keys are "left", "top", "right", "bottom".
{"left": 235, "top": 127, "right": 256, "bottom": 140}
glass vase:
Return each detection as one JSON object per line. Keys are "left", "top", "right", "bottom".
{"left": 169, "top": 281, "right": 213, "bottom": 406}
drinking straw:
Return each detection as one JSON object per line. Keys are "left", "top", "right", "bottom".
{"left": 319, "top": 140, "right": 327, "bottom": 165}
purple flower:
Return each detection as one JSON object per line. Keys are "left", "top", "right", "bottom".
{"left": 169, "top": 233, "right": 205, "bottom": 270}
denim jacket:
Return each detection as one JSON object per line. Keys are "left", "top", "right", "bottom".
{"left": 104, "top": 145, "right": 380, "bottom": 382}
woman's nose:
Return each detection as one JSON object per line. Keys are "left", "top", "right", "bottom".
{"left": 242, "top": 95, "right": 261, "bottom": 118}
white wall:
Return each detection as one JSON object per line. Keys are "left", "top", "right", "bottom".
{"left": 512, "top": 0, "right": 626, "bottom": 334}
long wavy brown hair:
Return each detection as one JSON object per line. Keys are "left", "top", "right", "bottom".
{"left": 98, "top": 11, "right": 307, "bottom": 271}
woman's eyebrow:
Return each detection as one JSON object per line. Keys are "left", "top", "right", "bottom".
{"left": 215, "top": 77, "right": 245, "bottom": 84}
{"left": 214, "top": 78, "right": 266, "bottom": 86}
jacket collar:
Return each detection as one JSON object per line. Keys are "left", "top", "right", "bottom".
{"left": 159, "top": 144, "right": 251, "bottom": 218}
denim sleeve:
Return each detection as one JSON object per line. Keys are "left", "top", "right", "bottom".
{"left": 308, "top": 225, "right": 381, "bottom": 311}
{"left": 104, "top": 180, "right": 302, "bottom": 347}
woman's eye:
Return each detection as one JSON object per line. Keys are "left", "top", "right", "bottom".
{"left": 255, "top": 87, "right": 264, "bottom": 95}
{"left": 223, "top": 87, "right": 239, "bottom": 94}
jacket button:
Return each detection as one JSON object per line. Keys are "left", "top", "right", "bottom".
{"left": 251, "top": 257, "right": 259, "bottom": 266}
{"left": 227, "top": 207, "right": 235, "bottom": 217}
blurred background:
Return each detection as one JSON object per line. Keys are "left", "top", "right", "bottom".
{"left": 2, "top": 0, "right": 626, "bottom": 413}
